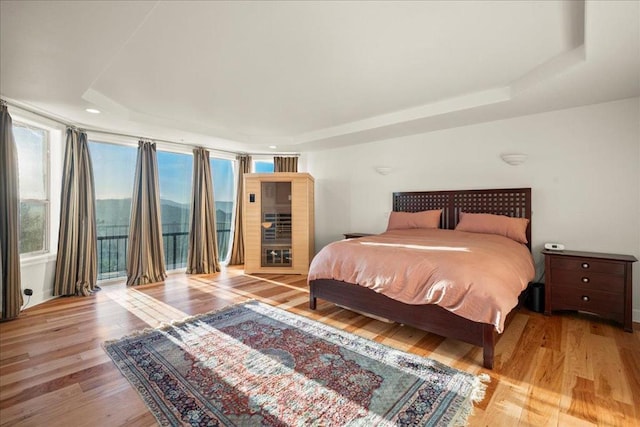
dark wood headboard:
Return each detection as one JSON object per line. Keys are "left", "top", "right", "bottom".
{"left": 393, "top": 188, "right": 532, "bottom": 249}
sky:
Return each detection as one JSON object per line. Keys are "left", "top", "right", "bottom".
{"left": 14, "top": 125, "right": 47, "bottom": 199}
{"left": 89, "top": 142, "right": 236, "bottom": 204}
{"left": 255, "top": 161, "right": 274, "bottom": 173}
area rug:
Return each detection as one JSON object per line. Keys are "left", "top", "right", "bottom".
{"left": 104, "top": 301, "right": 488, "bottom": 426}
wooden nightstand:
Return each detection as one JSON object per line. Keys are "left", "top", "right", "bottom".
{"left": 343, "top": 233, "right": 374, "bottom": 239}
{"left": 542, "top": 249, "right": 637, "bottom": 332}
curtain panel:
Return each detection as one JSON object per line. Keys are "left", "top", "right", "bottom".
{"left": 273, "top": 156, "right": 298, "bottom": 173}
{"left": 0, "top": 103, "right": 23, "bottom": 320}
{"left": 126, "top": 140, "right": 166, "bottom": 286}
{"left": 186, "top": 148, "right": 220, "bottom": 274}
{"left": 228, "top": 155, "right": 251, "bottom": 265}
{"left": 53, "top": 128, "right": 98, "bottom": 296}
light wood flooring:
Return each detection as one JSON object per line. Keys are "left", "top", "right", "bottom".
{"left": 1, "top": 267, "right": 638, "bottom": 426}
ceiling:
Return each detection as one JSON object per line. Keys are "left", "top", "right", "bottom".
{"left": 1, "top": 1, "right": 638, "bottom": 153}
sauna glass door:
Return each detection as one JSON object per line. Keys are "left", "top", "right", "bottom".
{"left": 261, "top": 181, "right": 292, "bottom": 267}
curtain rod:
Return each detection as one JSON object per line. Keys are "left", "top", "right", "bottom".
{"left": 1, "top": 98, "right": 300, "bottom": 157}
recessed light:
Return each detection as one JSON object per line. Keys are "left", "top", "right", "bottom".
{"left": 269, "top": 145, "right": 277, "bottom": 149}
{"left": 85, "top": 108, "right": 101, "bottom": 114}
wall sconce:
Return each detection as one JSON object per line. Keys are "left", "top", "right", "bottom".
{"left": 500, "top": 153, "right": 527, "bottom": 166}
{"left": 375, "top": 166, "right": 392, "bottom": 175}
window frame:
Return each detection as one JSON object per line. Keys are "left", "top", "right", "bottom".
{"left": 13, "top": 120, "right": 51, "bottom": 258}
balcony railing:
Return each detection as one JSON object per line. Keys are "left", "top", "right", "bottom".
{"left": 96, "top": 224, "right": 231, "bottom": 280}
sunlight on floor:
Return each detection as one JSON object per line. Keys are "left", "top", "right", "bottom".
{"left": 242, "top": 274, "right": 310, "bottom": 292}
{"left": 99, "top": 268, "right": 310, "bottom": 329}
{"left": 104, "top": 287, "right": 189, "bottom": 327}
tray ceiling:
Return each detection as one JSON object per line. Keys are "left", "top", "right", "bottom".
{"left": 1, "top": 1, "right": 638, "bottom": 152}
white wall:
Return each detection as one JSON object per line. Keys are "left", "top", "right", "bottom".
{"left": 305, "top": 98, "right": 640, "bottom": 322}
{"left": 20, "top": 254, "right": 58, "bottom": 307}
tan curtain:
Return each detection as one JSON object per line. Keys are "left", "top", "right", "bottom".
{"left": 126, "top": 140, "right": 166, "bottom": 286}
{"left": 274, "top": 156, "right": 298, "bottom": 172}
{"left": 228, "top": 155, "right": 251, "bottom": 265}
{"left": 53, "top": 129, "right": 98, "bottom": 296}
{"left": 0, "top": 102, "right": 23, "bottom": 320}
{"left": 186, "top": 148, "right": 220, "bottom": 274}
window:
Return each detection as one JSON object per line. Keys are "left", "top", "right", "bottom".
{"left": 157, "top": 151, "right": 192, "bottom": 270}
{"left": 14, "top": 123, "right": 49, "bottom": 255}
{"left": 89, "top": 142, "right": 232, "bottom": 278}
{"left": 89, "top": 141, "right": 137, "bottom": 279}
{"left": 210, "top": 157, "right": 235, "bottom": 262}
{"left": 253, "top": 160, "right": 274, "bottom": 173}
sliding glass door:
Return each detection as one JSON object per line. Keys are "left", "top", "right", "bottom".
{"left": 89, "top": 141, "right": 137, "bottom": 280}
{"left": 157, "top": 151, "right": 192, "bottom": 270}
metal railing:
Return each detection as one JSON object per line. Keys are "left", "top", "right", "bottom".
{"left": 96, "top": 224, "right": 231, "bottom": 280}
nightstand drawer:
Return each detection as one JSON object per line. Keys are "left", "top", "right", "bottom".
{"left": 552, "top": 286, "right": 623, "bottom": 318}
{"left": 551, "top": 269, "right": 624, "bottom": 293}
{"left": 550, "top": 257, "right": 624, "bottom": 275}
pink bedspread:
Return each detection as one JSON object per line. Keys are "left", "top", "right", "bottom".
{"left": 308, "top": 228, "right": 535, "bottom": 332}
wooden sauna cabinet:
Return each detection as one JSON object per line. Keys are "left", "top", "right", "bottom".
{"left": 243, "top": 173, "right": 314, "bottom": 274}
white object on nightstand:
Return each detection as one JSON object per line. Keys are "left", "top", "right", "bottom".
{"left": 544, "top": 243, "right": 565, "bottom": 251}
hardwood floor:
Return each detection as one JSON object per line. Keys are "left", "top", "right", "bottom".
{"left": 1, "top": 267, "right": 638, "bottom": 426}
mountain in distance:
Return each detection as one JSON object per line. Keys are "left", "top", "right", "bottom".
{"left": 215, "top": 201, "right": 234, "bottom": 216}
{"left": 95, "top": 199, "right": 131, "bottom": 228}
{"left": 96, "top": 199, "right": 234, "bottom": 234}
{"left": 161, "top": 199, "right": 186, "bottom": 208}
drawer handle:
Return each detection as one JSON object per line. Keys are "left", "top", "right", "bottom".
{"left": 581, "top": 277, "right": 590, "bottom": 283}
{"left": 582, "top": 295, "right": 590, "bottom": 302}
{"left": 581, "top": 262, "right": 590, "bottom": 269}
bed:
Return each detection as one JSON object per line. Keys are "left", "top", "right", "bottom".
{"left": 308, "top": 188, "right": 533, "bottom": 369}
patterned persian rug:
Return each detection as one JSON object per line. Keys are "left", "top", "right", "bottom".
{"left": 104, "top": 301, "right": 488, "bottom": 426}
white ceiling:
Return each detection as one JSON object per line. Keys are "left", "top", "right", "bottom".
{"left": 1, "top": 1, "right": 638, "bottom": 153}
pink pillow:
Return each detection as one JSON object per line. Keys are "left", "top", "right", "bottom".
{"left": 455, "top": 212, "right": 529, "bottom": 244}
{"left": 386, "top": 210, "right": 442, "bottom": 231}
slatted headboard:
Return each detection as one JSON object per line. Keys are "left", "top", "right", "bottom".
{"left": 393, "top": 188, "right": 532, "bottom": 249}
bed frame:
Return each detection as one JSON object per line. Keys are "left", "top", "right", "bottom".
{"left": 309, "top": 188, "right": 532, "bottom": 369}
